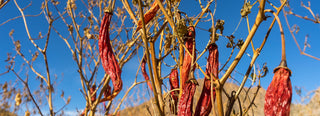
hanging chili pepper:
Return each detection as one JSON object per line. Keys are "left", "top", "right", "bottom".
{"left": 90, "top": 84, "right": 96, "bottom": 103}
{"left": 169, "top": 68, "right": 179, "bottom": 114}
{"left": 135, "top": 0, "right": 164, "bottom": 33}
{"left": 177, "top": 79, "right": 197, "bottom": 116}
{"left": 264, "top": 61, "right": 292, "bottom": 116}
{"left": 264, "top": 20, "right": 292, "bottom": 115}
{"left": 141, "top": 56, "right": 153, "bottom": 91}
{"left": 103, "top": 84, "right": 112, "bottom": 99}
{"left": 180, "top": 26, "right": 196, "bottom": 90}
{"left": 195, "top": 43, "right": 219, "bottom": 116}
{"left": 99, "top": 11, "right": 122, "bottom": 101}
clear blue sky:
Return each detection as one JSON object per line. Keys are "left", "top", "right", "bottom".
{"left": 0, "top": 0, "right": 320, "bottom": 115}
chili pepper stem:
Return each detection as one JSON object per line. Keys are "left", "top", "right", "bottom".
{"left": 270, "top": 9, "right": 292, "bottom": 75}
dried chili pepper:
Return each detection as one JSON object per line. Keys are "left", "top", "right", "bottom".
{"left": 90, "top": 84, "right": 96, "bottom": 103}
{"left": 99, "top": 12, "right": 122, "bottom": 101}
{"left": 103, "top": 84, "right": 112, "bottom": 99}
{"left": 141, "top": 56, "right": 153, "bottom": 91}
{"left": 169, "top": 68, "right": 179, "bottom": 114}
{"left": 180, "top": 26, "right": 196, "bottom": 89}
{"left": 264, "top": 61, "right": 292, "bottom": 116}
{"left": 177, "top": 80, "right": 197, "bottom": 116}
{"left": 195, "top": 43, "right": 219, "bottom": 116}
{"left": 135, "top": 0, "right": 163, "bottom": 33}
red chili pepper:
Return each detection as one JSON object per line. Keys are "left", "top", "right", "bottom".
{"left": 177, "top": 80, "right": 197, "bottom": 116}
{"left": 90, "top": 84, "right": 96, "bottom": 103}
{"left": 135, "top": 0, "right": 163, "bottom": 33}
{"left": 169, "top": 69, "right": 179, "bottom": 114}
{"left": 195, "top": 43, "right": 219, "bottom": 116}
{"left": 264, "top": 63, "right": 292, "bottom": 116}
{"left": 141, "top": 56, "right": 153, "bottom": 91}
{"left": 180, "top": 26, "right": 196, "bottom": 90}
{"left": 99, "top": 12, "right": 122, "bottom": 101}
{"left": 103, "top": 84, "right": 112, "bottom": 99}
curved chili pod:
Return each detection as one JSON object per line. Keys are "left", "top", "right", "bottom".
{"left": 180, "top": 26, "right": 196, "bottom": 90}
{"left": 141, "top": 56, "right": 153, "bottom": 91}
{"left": 177, "top": 80, "right": 197, "bottom": 116}
{"left": 195, "top": 43, "right": 219, "bottom": 116}
{"left": 264, "top": 66, "right": 292, "bottom": 116}
{"left": 135, "top": 0, "right": 163, "bottom": 33}
{"left": 99, "top": 12, "right": 122, "bottom": 101}
{"left": 169, "top": 69, "right": 179, "bottom": 114}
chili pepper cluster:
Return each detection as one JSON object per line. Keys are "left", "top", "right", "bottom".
{"left": 96, "top": 2, "right": 293, "bottom": 115}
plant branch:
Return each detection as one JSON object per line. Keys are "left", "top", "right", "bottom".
{"left": 220, "top": 0, "right": 266, "bottom": 85}
{"left": 11, "top": 69, "right": 44, "bottom": 116}
{"left": 137, "top": 0, "right": 164, "bottom": 115}
{"left": 283, "top": 10, "right": 320, "bottom": 61}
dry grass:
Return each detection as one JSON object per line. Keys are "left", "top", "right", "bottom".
{"left": 119, "top": 80, "right": 266, "bottom": 116}
{"left": 119, "top": 81, "right": 320, "bottom": 116}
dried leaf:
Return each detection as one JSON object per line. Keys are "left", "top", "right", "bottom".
{"left": 25, "top": 110, "right": 30, "bottom": 116}
{"left": 67, "top": 96, "right": 71, "bottom": 104}
{"left": 9, "top": 29, "right": 14, "bottom": 36}
{"left": 60, "top": 91, "right": 64, "bottom": 98}
{"left": 240, "top": 2, "right": 253, "bottom": 17}
{"left": 15, "top": 93, "right": 22, "bottom": 106}
{"left": 31, "top": 51, "right": 39, "bottom": 62}
{"left": 14, "top": 40, "right": 21, "bottom": 53}
{"left": 68, "top": 24, "right": 73, "bottom": 32}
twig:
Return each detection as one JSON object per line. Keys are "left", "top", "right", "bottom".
{"left": 11, "top": 69, "right": 44, "bottom": 116}
{"left": 194, "top": 0, "right": 214, "bottom": 27}
{"left": 13, "top": 0, "right": 42, "bottom": 52}
{"left": 243, "top": 85, "right": 261, "bottom": 115}
{"left": 0, "top": 0, "right": 10, "bottom": 10}
{"left": 121, "top": 0, "right": 138, "bottom": 24}
{"left": 219, "top": 0, "right": 266, "bottom": 85}
{"left": 283, "top": 10, "right": 320, "bottom": 60}
{"left": 0, "top": 13, "right": 43, "bottom": 27}
{"left": 219, "top": 46, "right": 235, "bottom": 73}
{"left": 218, "top": 1, "right": 267, "bottom": 115}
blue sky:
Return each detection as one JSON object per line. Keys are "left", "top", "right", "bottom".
{"left": 1, "top": 0, "right": 320, "bottom": 115}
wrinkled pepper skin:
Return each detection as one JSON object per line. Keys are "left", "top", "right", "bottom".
{"left": 99, "top": 12, "right": 122, "bottom": 101}
{"left": 195, "top": 43, "right": 219, "bottom": 116}
{"left": 177, "top": 81, "right": 197, "bottom": 116}
{"left": 169, "top": 69, "right": 179, "bottom": 114}
{"left": 136, "top": 0, "right": 163, "bottom": 32}
{"left": 180, "top": 26, "right": 196, "bottom": 90}
{"left": 141, "top": 56, "right": 153, "bottom": 91}
{"left": 264, "top": 68, "right": 292, "bottom": 116}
